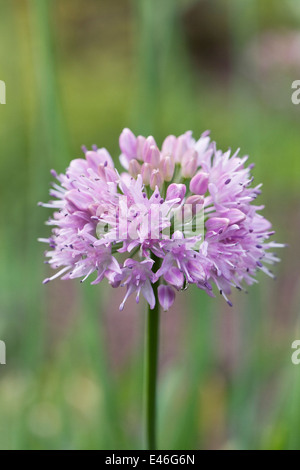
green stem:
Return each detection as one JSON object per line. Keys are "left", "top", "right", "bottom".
{"left": 144, "top": 254, "right": 161, "bottom": 450}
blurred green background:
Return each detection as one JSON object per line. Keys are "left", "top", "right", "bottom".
{"left": 0, "top": 0, "right": 300, "bottom": 450}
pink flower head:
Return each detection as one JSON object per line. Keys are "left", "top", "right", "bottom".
{"left": 39, "top": 130, "right": 284, "bottom": 311}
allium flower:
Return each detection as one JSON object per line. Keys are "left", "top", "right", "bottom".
{"left": 39, "top": 128, "right": 284, "bottom": 310}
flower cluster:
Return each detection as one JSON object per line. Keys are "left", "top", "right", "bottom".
{"left": 39, "top": 129, "right": 283, "bottom": 311}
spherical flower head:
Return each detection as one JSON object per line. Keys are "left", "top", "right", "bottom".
{"left": 39, "top": 129, "right": 284, "bottom": 311}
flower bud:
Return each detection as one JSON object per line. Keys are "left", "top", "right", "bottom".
{"left": 144, "top": 145, "right": 160, "bottom": 167}
{"left": 136, "top": 136, "right": 146, "bottom": 160}
{"left": 173, "top": 132, "right": 192, "bottom": 163}
{"left": 119, "top": 128, "right": 136, "bottom": 158}
{"left": 161, "top": 135, "right": 176, "bottom": 156}
{"left": 142, "top": 136, "right": 157, "bottom": 162}
{"left": 128, "top": 159, "right": 141, "bottom": 178}
{"left": 173, "top": 135, "right": 188, "bottom": 163}
{"left": 163, "top": 267, "right": 184, "bottom": 290}
{"left": 189, "top": 171, "right": 209, "bottom": 195}
{"left": 141, "top": 163, "right": 153, "bottom": 185}
{"left": 158, "top": 285, "right": 175, "bottom": 311}
{"left": 166, "top": 183, "right": 186, "bottom": 202}
{"left": 159, "top": 155, "right": 175, "bottom": 182}
{"left": 181, "top": 149, "right": 198, "bottom": 178}
{"left": 150, "top": 169, "right": 164, "bottom": 190}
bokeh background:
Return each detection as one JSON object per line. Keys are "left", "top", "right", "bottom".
{"left": 0, "top": 0, "right": 300, "bottom": 450}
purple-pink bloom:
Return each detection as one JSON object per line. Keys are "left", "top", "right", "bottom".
{"left": 39, "top": 129, "right": 284, "bottom": 311}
